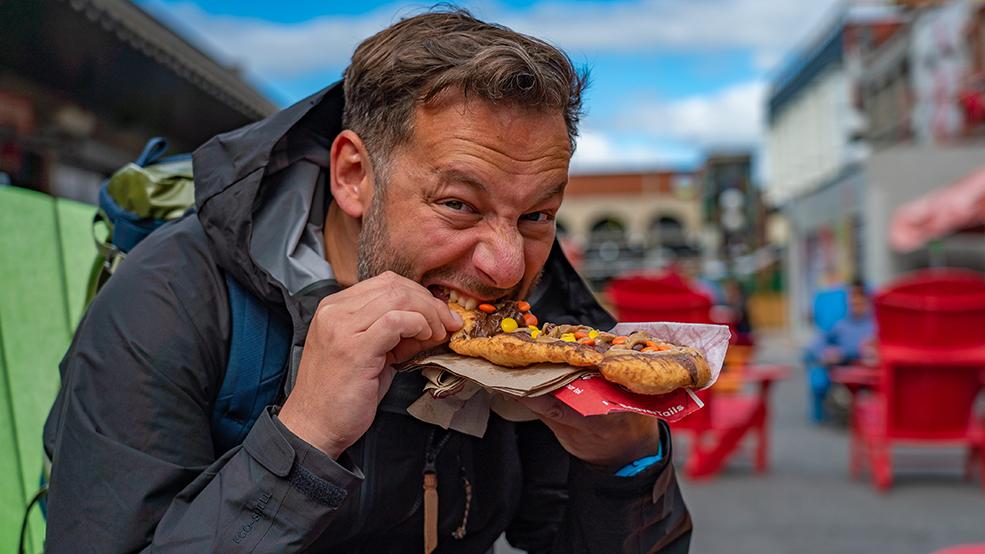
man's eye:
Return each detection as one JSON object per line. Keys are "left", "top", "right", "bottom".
{"left": 521, "top": 211, "right": 553, "bottom": 223}
{"left": 441, "top": 200, "right": 471, "bottom": 212}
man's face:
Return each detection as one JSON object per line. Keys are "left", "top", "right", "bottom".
{"left": 356, "top": 95, "right": 570, "bottom": 306}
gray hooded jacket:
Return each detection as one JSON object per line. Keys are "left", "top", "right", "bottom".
{"left": 43, "top": 82, "right": 693, "bottom": 553}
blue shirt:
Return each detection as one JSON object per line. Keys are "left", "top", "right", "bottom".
{"left": 805, "top": 314, "right": 876, "bottom": 364}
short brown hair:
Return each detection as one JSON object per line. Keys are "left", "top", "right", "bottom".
{"left": 343, "top": 9, "right": 588, "bottom": 173}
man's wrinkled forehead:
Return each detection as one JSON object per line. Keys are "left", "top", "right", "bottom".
{"left": 412, "top": 89, "right": 571, "bottom": 153}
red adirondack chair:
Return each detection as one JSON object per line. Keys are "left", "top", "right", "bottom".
{"left": 605, "top": 272, "right": 714, "bottom": 324}
{"left": 851, "top": 269, "right": 985, "bottom": 491}
{"left": 605, "top": 272, "right": 785, "bottom": 478}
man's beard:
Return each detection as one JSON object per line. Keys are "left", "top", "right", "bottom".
{"left": 356, "top": 188, "right": 414, "bottom": 281}
{"left": 355, "top": 188, "right": 539, "bottom": 300}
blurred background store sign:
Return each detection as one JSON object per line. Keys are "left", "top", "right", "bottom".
{"left": 910, "top": 0, "right": 972, "bottom": 143}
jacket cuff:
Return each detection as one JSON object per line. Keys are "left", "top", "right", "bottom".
{"left": 569, "top": 420, "right": 672, "bottom": 498}
{"left": 244, "top": 407, "right": 363, "bottom": 509}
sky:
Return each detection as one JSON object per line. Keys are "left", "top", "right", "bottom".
{"left": 138, "top": 0, "right": 842, "bottom": 174}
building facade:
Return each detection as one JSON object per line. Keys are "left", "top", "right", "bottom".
{"left": 558, "top": 170, "right": 703, "bottom": 288}
{"left": 0, "top": 0, "right": 276, "bottom": 204}
{"left": 768, "top": 0, "right": 985, "bottom": 335}
{"left": 764, "top": 3, "right": 905, "bottom": 334}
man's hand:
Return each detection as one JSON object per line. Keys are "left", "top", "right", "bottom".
{"left": 519, "top": 396, "right": 662, "bottom": 469}
{"left": 279, "top": 271, "right": 463, "bottom": 459}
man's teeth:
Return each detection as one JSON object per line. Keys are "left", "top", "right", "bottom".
{"left": 445, "top": 288, "right": 480, "bottom": 310}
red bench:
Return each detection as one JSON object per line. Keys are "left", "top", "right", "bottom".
{"left": 606, "top": 272, "right": 788, "bottom": 478}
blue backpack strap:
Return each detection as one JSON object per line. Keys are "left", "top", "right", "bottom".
{"left": 135, "top": 137, "right": 170, "bottom": 167}
{"left": 96, "top": 137, "right": 186, "bottom": 254}
{"left": 211, "top": 273, "right": 293, "bottom": 455}
{"left": 97, "top": 185, "right": 167, "bottom": 254}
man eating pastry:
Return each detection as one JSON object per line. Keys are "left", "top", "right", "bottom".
{"left": 44, "top": 9, "right": 693, "bottom": 553}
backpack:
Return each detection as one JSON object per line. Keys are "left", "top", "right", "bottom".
{"left": 91, "top": 136, "right": 293, "bottom": 453}
{"left": 20, "top": 138, "right": 292, "bottom": 552}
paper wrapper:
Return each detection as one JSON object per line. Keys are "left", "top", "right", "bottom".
{"left": 554, "top": 373, "right": 704, "bottom": 419}
{"left": 406, "top": 321, "right": 730, "bottom": 437}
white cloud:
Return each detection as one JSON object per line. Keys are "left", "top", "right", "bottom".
{"left": 504, "top": 0, "right": 840, "bottom": 63}
{"left": 143, "top": 0, "right": 841, "bottom": 80}
{"left": 140, "top": 0, "right": 832, "bottom": 170}
{"left": 142, "top": 1, "right": 397, "bottom": 78}
{"left": 570, "top": 130, "right": 698, "bottom": 173}
{"left": 621, "top": 80, "right": 767, "bottom": 148}
{"left": 569, "top": 81, "right": 766, "bottom": 170}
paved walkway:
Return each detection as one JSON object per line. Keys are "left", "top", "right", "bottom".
{"left": 496, "top": 330, "right": 984, "bottom": 553}
{"left": 679, "top": 331, "right": 985, "bottom": 554}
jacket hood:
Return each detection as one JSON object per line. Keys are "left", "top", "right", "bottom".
{"left": 193, "top": 82, "right": 345, "bottom": 329}
{"left": 191, "top": 79, "right": 614, "bottom": 348}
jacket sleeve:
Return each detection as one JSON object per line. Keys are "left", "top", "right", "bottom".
{"left": 553, "top": 421, "right": 693, "bottom": 553}
{"left": 42, "top": 231, "right": 362, "bottom": 552}
{"left": 506, "top": 421, "right": 692, "bottom": 554}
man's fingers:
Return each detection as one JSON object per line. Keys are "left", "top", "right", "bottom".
{"left": 346, "top": 272, "right": 463, "bottom": 333}
{"left": 430, "top": 294, "right": 464, "bottom": 332}
{"left": 387, "top": 335, "right": 450, "bottom": 366}
{"left": 339, "top": 290, "right": 450, "bottom": 343}
{"left": 385, "top": 276, "right": 463, "bottom": 332}
{"left": 320, "top": 272, "right": 463, "bottom": 341}
{"left": 520, "top": 396, "right": 640, "bottom": 433}
{"left": 361, "top": 310, "right": 433, "bottom": 355}
{"left": 518, "top": 396, "right": 582, "bottom": 428}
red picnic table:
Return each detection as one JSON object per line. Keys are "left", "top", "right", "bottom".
{"left": 672, "top": 364, "right": 791, "bottom": 479}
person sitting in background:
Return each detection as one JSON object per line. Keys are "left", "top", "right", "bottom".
{"left": 807, "top": 280, "right": 877, "bottom": 367}
{"left": 804, "top": 279, "right": 877, "bottom": 422}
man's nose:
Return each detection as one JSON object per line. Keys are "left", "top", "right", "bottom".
{"left": 472, "top": 223, "right": 525, "bottom": 290}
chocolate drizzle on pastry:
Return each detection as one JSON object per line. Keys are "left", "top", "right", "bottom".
{"left": 468, "top": 301, "right": 526, "bottom": 338}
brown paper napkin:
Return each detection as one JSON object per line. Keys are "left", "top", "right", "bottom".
{"left": 416, "top": 353, "right": 592, "bottom": 397}
{"left": 407, "top": 368, "right": 542, "bottom": 437}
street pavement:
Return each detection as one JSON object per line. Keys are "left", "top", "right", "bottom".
{"left": 679, "top": 331, "right": 985, "bottom": 554}
{"left": 495, "top": 330, "right": 985, "bottom": 553}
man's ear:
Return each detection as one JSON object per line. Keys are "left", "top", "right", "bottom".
{"left": 329, "top": 130, "right": 375, "bottom": 219}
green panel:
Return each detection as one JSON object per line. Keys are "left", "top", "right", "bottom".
{"left": 0, "top": 187, "right": 71, "bottom": 553}
{"left": 0, "top": 320, "right": 28, "bottom": 553}
{"left": 55, "top": 199, "right": 97, "bottom": 329}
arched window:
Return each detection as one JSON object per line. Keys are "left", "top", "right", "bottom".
{"left": 649, "top": 215, "right": 685, "bottom": 247}
{"left": 589, "top": 217, "right": 627, "bottom": 243}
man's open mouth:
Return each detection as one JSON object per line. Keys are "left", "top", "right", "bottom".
{"left": 427, "top": 284, "right": 497, "bottom": 310}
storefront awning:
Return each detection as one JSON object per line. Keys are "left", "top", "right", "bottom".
{"left": 889, "top": 166, "right": 985, "bottom": 252}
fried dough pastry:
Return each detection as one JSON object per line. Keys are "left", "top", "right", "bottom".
{"left": 446, "top": 302, "right": 712, "bottom": 394}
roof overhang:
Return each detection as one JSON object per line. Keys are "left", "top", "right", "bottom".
{"left": 0, "top": 0, "right": 277, "bottom": 150}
